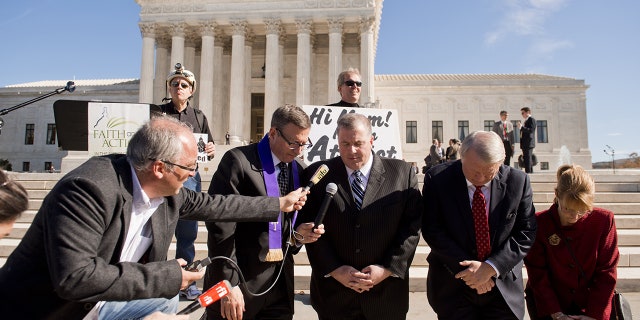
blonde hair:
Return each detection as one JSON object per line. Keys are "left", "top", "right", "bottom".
{"left": 555, "top": 164, "right": 595, "bottom": 211}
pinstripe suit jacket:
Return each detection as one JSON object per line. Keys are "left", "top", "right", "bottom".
{"left": 299, "top": 153, "right": 422, "bottom": 319}
{"left": 422, "top": 160, "right": 537, "bottom": 319}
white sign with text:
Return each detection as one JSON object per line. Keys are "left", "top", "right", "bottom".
{"left": 87, "top": 102, "right": 149, "bottom": 156}
{"left": 301, "top": 105, "right": 403, "bottom": 164}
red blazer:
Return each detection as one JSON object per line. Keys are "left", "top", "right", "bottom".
{"left": 524, "top": 204, "right": 619, "bottom": 319}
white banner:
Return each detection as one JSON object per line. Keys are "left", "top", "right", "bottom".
{"left": 301, "top": 105, "right": 403, "bottom": 164}
{"left": 88, "top": 103, "right": 150, "bottom": 156}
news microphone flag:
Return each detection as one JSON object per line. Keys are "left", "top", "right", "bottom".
{"left": 177, "top": 280, "right": 232, "bottom": 315}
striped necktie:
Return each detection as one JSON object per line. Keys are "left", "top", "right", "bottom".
{"left": 351, "top": 170, "right": 365, "bottom": 210}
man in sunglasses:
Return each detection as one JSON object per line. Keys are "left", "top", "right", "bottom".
{"left": 155, "top": 63, "right": 216, "bottom": 300}
{"left": 328, "top": 68, "right": 363, "bottom": 108}
{"left": 204, "top": 105, "right": 324, "bottom": 320}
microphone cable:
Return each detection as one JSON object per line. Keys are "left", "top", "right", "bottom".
{"left": 206, "top": 241, "right": 294, "bottom": 297}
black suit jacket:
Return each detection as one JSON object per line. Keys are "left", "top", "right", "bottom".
{"left": 298, "top": 154, "right": 422, "bottom": 319}
{"left": 327, "top": 100, "right": 361, "bottom": 108}
{"left": 520, "top": 116, "right": 536, "bottom": 150}
{"left": 204, "top": 143, "right": 305, "bottom": 319}
{"left": 422, "top": 160, "right": 536, "bottom": 319}
{"left": 0, "top": 155, "right": 281, "bottom": 319}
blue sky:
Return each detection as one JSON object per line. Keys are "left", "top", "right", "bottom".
{"left": 1, "top": 0, "right": 638, "bottom": 162}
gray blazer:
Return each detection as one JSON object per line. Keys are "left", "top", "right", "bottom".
{"left": 0, "top": 154, "right": 281, "bottom": 319}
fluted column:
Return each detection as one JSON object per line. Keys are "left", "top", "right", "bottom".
{"left": 359, "top": 16, "right": 375, "bottom": 105}
{"left": 213, "top": 35, "right": 225, "bottom": 141}
{"left": 199, "top": 22, "right": 216, "bottom": 139}
{"left": 264, "top": 18, "right": 281, "bottom": 130}
{"left": 139, "top": 23, "right": 156, "bottom": 104}
{"left": 327, "top": 17, "right": 343, "bottom": 104}
{"left": 228, "top": 20, "right": 247, "bottom": 145}
{"left": 295, "top": 19, "right": 312, "bottom": 106}
{"left": 169, "top": 23, "right": 186, "bottom": 68}
{"left": 154, "top": 37, "right": 171, "bottom": 103}
{"left": 244, "top": 33, "right": 254, "bottom": 143}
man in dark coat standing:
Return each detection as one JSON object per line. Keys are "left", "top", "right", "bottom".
{"left": 422, "top": 130, "right": 537, "bottom": 319}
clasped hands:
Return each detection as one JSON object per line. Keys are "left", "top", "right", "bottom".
{"left": 454, "top": 260, "right": 497, "bottom": 295}
{"left": 331, "top": 265, "right": 391, "bottom": 293}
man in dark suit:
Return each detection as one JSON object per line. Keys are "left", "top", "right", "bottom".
{"left": 204, "top": 105, "right": 322, "bottom": 320}
{"left": 491, "top": 110, "right": 515, "bottom": 166}
{"left": 0, "top": 116, "right": 307, "bottom": 319}
{"left": 327, "top": 68, "right": 362, "bottom": 108}
{"left": 422, "top": 130, "right": 537, "bottom": 320}
{"left": 518, "top": 106, "right": 536, "bottom": 173}
{"left": 298, "top": 113, "right": 422, "bottom": 320}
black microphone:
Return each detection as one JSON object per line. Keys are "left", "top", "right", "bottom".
{"left": 65, "top": 81, "right": 76, "bottom": 93}
{"left": 314, "top": 183, "right": 337, "bottom": 227}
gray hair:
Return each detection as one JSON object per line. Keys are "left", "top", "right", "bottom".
{"left": 271, "top": 104, "right": 311, "bottom": 130}
{"left": 460, "top": 131, "right": 505, "bottom": 164}
{"left": 337, "top": 68, "right": 361, "bottom": 87}
{"left": 0, "top": 171, "right": 29, "bottom": 224}
{"left": 126, "top": 116, "right": 192, "bottom": 172}
{"left": 337, "top": 112, "right": 372, "bottom": 136}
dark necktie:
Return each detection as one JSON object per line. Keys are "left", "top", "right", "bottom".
{"left": 351, "top": 170, "right": 365, "bottom": 210}
{"left": 503, "top": 122, "right": 507, "bottom": 139}
{"left": 277, "top": 162, "right": 289, "bottom": 196}
{"left": 472, "top": 185, "right": 491, "bottom": 261}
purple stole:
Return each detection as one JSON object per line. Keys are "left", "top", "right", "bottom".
{"left": 257, "top": 134, "right": 299, "bottom": 262}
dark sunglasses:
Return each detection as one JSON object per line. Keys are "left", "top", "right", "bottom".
{"left": 343, "top": 80, "right": 362, "bottom": 87}
{"left": 170, "top": 81, "right": 191, "bottom": 89}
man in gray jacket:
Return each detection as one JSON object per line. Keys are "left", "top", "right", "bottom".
{"left": 0, "top": 116, "right": 307, "bottom": 319}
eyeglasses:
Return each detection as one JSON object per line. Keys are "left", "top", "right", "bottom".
{"left": 149, "top": 158, "right": 197, "bottom": 172}
{"left": 170, "top": 81, "right": 191, "bottom": 89}
{"left": 343, "top": 80, "right": 362, "bottom": 87}
{"left": 558, "top": 202, "right": 590, "bottom": 218}
{"left": 276, "top": 128, "right": 313, "bottom": 150}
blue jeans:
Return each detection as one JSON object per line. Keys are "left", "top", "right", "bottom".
{"left": 175, "top": 172, "right": 201, "bottom": 264}
{"left": 98, "top": 295, "right": 179, "bottom": 320}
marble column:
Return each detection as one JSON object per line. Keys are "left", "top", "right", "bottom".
{"left": 228, "top": 20, "right": 247, "bottom": 145}
{"left": 244, "top": 33, "right": 254, "bottom": 143}
{"left": 153, "top": 37, "right": 170, "bottom": 103}
{"left": 138, "top": 23, "right": 155, "bottom": 104}
{"left": 184, "top": 32, "right": 198, "bottom": 104}
{"left": 327, "top": 17, "right": 343, "bottom": 104}
{"left": 264, "top": 18, "right": 281, "bottom": 130}
{"left": 213, "top": 35, "right": 225, "bottom": 142}
{"left": 169, "top": 23, "right": 186, "bottom": 68}
{"left": 295, "top": 19, "right": 312, "bottom": 106}
{"left": 359, "top": 16, "right": 375, "bottom": 106}
{"left": 199, "top": 22, "right": 216, "bottom": 140}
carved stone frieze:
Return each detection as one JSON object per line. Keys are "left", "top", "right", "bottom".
{"left": 304, "top": 0, "right": 318, "bottom": 8}
{"left": 336, "top": 0, "right": 350, "bottom": 8}
{"left": 319, "top": 0, "right": 335, "bottom": 8}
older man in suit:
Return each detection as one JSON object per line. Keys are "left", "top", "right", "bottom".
{"left": 298, "top": 113, "right": 422, "bottom": 320}
{"left": 0, "top": 116, "right": 307, "bottom": 320}
{"left": 204, "top": 105, "right": 322, "bottom": 320}
{"left": 492, "top": 110, "right": 515, "bottom": 166}
{"left": 518, "top": 107, "right": 537, "bottom": 173}
{"left": 422, "top": 130, "right": 537, "bottom": 319}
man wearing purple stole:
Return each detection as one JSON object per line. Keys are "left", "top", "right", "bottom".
{"left": 204, "top": 105, "right": 322, "bottom": 320}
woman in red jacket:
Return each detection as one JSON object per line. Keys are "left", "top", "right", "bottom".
{"left": 525, "top": 164, "right": 618, "bottom": 320}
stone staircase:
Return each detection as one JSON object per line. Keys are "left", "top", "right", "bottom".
{"left": 3, "top": 169, "right": 640, "bottom": 292}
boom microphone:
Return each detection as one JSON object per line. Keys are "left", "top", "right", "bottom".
{"left": 304, "top": 164, "right": 329, "bottom": 191}
{"left": 314, "top": 183, "right": 338, "bottom": 227}
{"left": 177, "top": 280, "right": 233, "bottom": 315}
